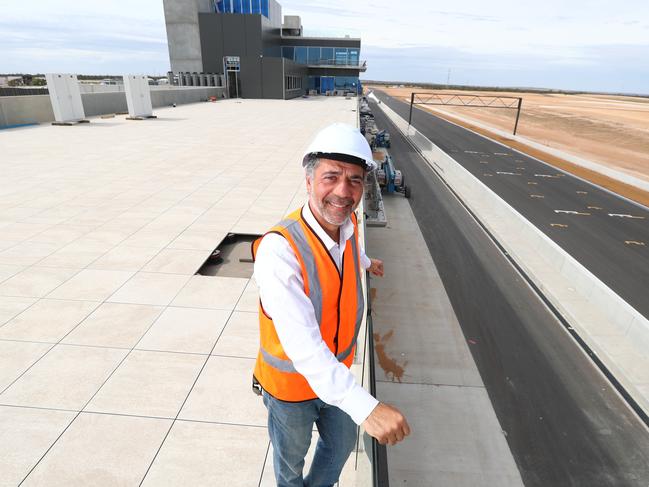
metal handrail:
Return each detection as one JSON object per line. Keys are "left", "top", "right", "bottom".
{"left": 304, "top": 59, "right": 365, "bottom": 67}
{"left": 365, "top": 272, "right": 390, "bottom": 487}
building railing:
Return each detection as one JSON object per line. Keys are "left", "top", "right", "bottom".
{"left": 364, "top": 273, "right": 390, "bottom": 486}
{"left": 306, "top": 60, "right": 367, "bottom": 70}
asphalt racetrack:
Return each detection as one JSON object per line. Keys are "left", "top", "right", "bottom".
{"left": 372, "top": 90, "right": 649, "bottom": 321}
{"left": 368, "top": 97, "right": 649, "bottom": 486}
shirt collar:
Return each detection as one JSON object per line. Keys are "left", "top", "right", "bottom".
{"left": 303, "top": 201, "right": 354, "bottom": 250}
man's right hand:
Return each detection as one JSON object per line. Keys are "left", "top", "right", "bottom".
{"left": 362, "top": 402, "right": 411, "bottom": 446}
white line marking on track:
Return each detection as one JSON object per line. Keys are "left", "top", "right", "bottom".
{"left": 625, "top": 240, "right": 645, "bottom": 246}
{"left": 535, "top": 174, "right": 560, "bottom": 178}
{"left": 608, "top": 213, "right": 645, "bottom": 219}
{"left": 496, "top": 171, "right": 522, "bottom": 176}
{"left": 555, "top": 210, "right": 591, "bottom": 216}
{"left": 494, "top": 152, "right": 510, "bottom": 156}
{"left": 551, "top": 223, "right": 568, "bottom": 228}
{"left": 530, "top": 194, "right": 544, "bottom": 198}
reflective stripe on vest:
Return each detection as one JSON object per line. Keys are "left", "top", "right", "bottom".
{"left": 252, "top": 207, "right": 365, "bottom": 401}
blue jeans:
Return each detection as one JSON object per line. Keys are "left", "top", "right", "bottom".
{"left": 263, "top": 392, "right": 357, "bottom": 487}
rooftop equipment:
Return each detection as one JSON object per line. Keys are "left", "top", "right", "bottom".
{"left": 45, "top": 73, "right": 88, "bottom": 125}
{"left": 123, "top": 75, "right": 156, "bottom": 120}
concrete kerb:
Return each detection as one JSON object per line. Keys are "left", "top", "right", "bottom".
{"left": 373, "top": 96, "right": 649, "bottom": 416}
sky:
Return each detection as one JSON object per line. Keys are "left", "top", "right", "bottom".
{"left": 1, "top": 0, "right": 648, "bottom": 94}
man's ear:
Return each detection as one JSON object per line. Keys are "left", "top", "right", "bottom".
{"left": 305, "top": 174, "right": 312, "bottom": 194}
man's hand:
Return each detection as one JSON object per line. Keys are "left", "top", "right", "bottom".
{"left": 362, "top": 402, "right": 410, "bottom": 446}
{"left": 368, "top": 258, "right": 384, "bottom": 277}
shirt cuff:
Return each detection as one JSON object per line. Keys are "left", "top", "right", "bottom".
{"left": 339, "top": 384, "right": 380, "bottom": 425}
{"left": 361, "top": 253, "right": 371, "bottom": 270}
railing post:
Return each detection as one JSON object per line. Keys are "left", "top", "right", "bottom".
{"left": 513, "top": 97, "right": 522, "bottom": 135}
{"left": 408, "top": 92, "right": 415, "bottom": 132}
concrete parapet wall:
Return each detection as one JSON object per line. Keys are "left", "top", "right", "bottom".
{"left": 373, "top": 94, "right": 649, "bottom": 415}
{"left": 150, "top": 87, "right": 225, "bottom": 107}
{"left": 81, "top": 92, "right": 128, "bottom": 117}
{"left": 0, "top": 87, "right": 226, "bottom": 128}
{"left": 0, "top": 95, "right": 53, "bottom": 126}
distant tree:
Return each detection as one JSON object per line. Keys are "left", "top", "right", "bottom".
{"left": 32, "top": 78, "right": 47, "bottom": 86}
{"left": 8, "top": 78, "right": 23, "bottom": 86}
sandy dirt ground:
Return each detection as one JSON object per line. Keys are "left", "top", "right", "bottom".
{"left": 369, "top": 85, "right": 649, "bottom": 205}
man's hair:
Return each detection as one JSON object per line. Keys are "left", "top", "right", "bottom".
{"left": 304, "top": 153, "right": 321, "bottom": 178}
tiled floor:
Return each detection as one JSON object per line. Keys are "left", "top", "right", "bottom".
{"left": 0, "top": 97, "right": 363, "bottom": 486}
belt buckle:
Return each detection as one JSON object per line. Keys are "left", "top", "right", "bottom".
{"left": 252, "top": 375, "right": 263, "bottom": 396}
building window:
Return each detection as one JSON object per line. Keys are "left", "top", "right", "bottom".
{"left": 282, "top": 46, "right": 361, "bottom": 66}
{"left": 348, "top": 49, "right": 359, "bottom": 66}
{"left": 334, "top": 76, "right": 359, "bottom": 91}
{"left": 308, "top": 47, "right": 320, "bottom": 64}
{"left": 285, "top": 75, "right": 302, "bottom": 91}
{"left": 282, "top": 46, "right": 294, "bottom": 60}
{"left": 335, "top": 48, "right": 348, "bottom": 65}
{"left": 321, "top": 47, "right": 334, "bottom": 65}
{"left": 294, "top": 47, "right": 307, "bottom": 64}
{"left": 214, "top": 0, "right": 268, "bottom": 17}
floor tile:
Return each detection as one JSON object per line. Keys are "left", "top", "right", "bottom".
{"left": 86, "top": 350, "right": 205, "bottom": 418}
{"left": 137, "top": 307, "right": 230, "bottom": 354}
{"left": 0, "top": 341, "right": 52, "bottom": 392}
{"left": 212, "top": 311, "right": 259, "bottom": 359}
{"left": 141, "top": 248, "right": 209, "bottom": 275}
{"left": 0, "top": 296, "right": 37, "bottom": 326}
{"left": 0, "top": 264, "right": 24, "bottom": 284}
{"left": 107, "top": 272, "right": 191, "bottom": 306}
{"left": 0, "top": 267, "right": 79, "bottom": 298}
{"left": 142, "top": 421, "right": 268, "bottom": 486}
{"left": 0, "top": 299, "right": 99, "bottom": 342}
{"left": 36, "top": 242, "right": 108, "bottom": 269}
{"left": 0, "top": 242, "right": 61, "bottom": 266}
{"left": 171, "top": 275, "right": 248, "bottom": 310}
{"left": 88, "top": 245, "right": 161, "bottom": 272}
{"left": 26, "top": 225, "right": 93, "bottom": 246}
{"left": 61, "top": 302, "right": 163, "bottom": 348}
{"left": 179, "top": 355, "right": 266, "bottom": 426}
{"left": 21, "top": 412, "right": 171, "bottom": 487}
{"left": 0, "top": 344, "right": 128, "bottom": 410}
{"left": 235, "top": 279, "right": 259, "bottom": 312}
{"left": 0, "top": 406, "right": 76, "bottom": 487}
{"left": 168, "top": 230, "right": 226, "bottom": 251}
{"left": 121, "top": 230, "right": 178, "bottom": 249}
{"left": 47, "top": 269, "right": 134, "bottom": 301}
{"left": 0, "top": 222, "right": 51, "bottom": 242}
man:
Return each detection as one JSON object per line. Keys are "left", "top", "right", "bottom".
{"left": 252, "top": 123, "right": 410, "bottom": 487}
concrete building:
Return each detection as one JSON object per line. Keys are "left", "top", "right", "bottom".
{"left": 163, "top": 0, "right": 366, "bottom": 99}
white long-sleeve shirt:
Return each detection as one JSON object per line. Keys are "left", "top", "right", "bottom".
{"left": 253, "top": 202, "right": 379, "bottom": 425}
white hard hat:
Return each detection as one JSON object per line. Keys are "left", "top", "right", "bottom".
{"left": 302, "top": 123, "right": 377, "bottom": 171}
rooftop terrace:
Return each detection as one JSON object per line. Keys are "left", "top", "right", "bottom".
{"left": 0, "top": 97, "right": 365, "bottom": 485}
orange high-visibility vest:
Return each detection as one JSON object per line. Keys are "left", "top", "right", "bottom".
{"left": 251, "top": 207, "right": 365, "bottom": 402}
